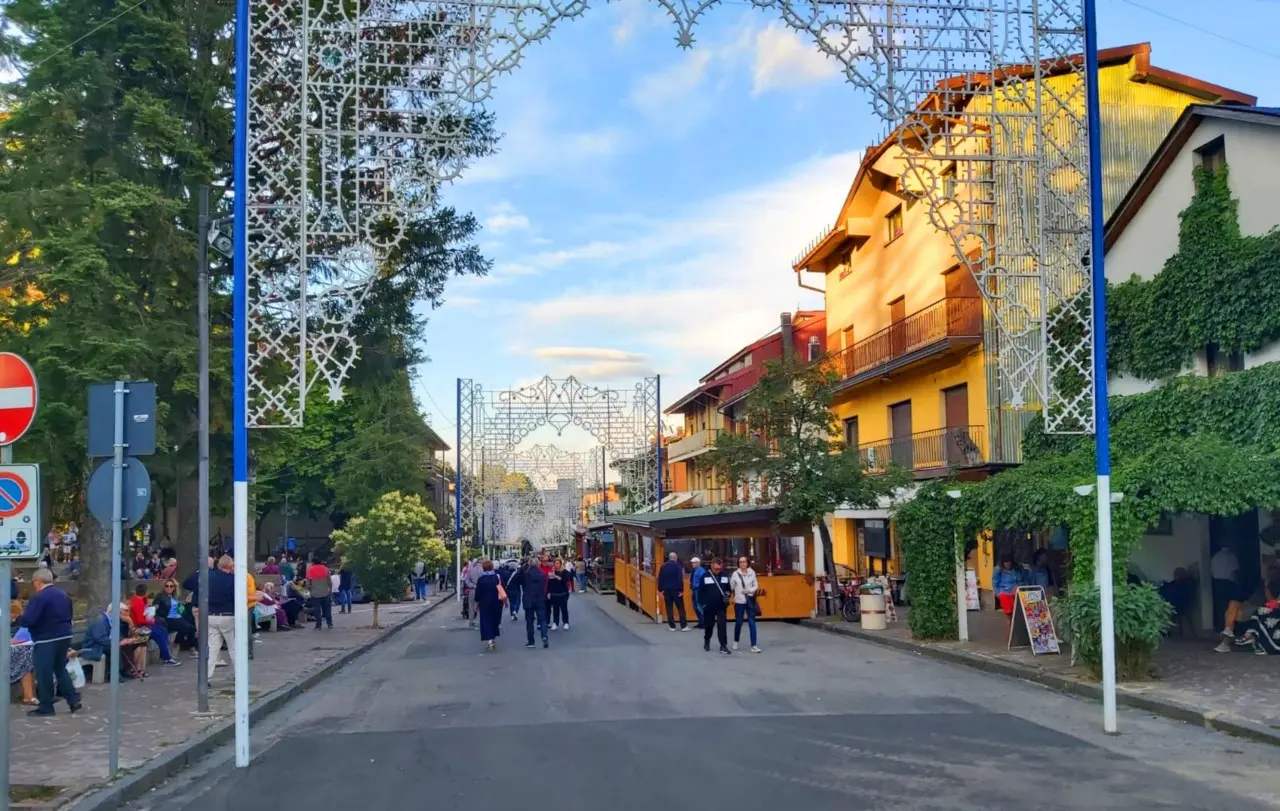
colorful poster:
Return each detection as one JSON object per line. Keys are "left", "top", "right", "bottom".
{"left": 1010, "top": 585, "right": 1061, "bottom": 655}
{"left": 964, "top": 569, "right": 979, "bottom": 611}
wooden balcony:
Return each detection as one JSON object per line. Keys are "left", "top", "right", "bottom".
{"left": 829, "top": 297, "right": 983, "bottom": 388}
{"left": 858, "top": 425, "right": 987, "bottom": 477}
{"left": 666, "top": 429, "right": 721, "bottom": 463}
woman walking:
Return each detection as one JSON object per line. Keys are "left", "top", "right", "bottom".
{"left": 474, "top": 560, "right": 505, "bottom": 652}
{"left": 730, "top": 556, "right": 762, "bottom": 653}
{"left": 547, "top": 559, "right": 573, "bottom": 630}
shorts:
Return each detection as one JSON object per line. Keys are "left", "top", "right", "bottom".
{"left": 997, "top": 592, "right": 1016, "bottom": 616}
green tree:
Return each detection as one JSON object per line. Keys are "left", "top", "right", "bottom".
{"left": 706, "top": 357, "right": 904, "bottom": 574}
{"left": 332, "top": 491, "right": 437, "bottom": 627}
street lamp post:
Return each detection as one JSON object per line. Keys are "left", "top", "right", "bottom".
{"left": 946, "top": 489, "right": 968, "bottom": 643}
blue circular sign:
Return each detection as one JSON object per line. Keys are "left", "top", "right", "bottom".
{"left": 0, "top": 472, "right": 30, "bottom": 519}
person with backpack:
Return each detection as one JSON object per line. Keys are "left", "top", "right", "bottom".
{"left": 697, "top": 558, "right": 733, "bottom": 655}
{"left": 730, "top": 555, "right": 762, "bottom": 653}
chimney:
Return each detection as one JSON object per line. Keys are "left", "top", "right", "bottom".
{"left": 780, "top": 312, "right": 794, "bottom": 358}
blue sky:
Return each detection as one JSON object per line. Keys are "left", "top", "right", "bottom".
{"left": 415, "top": 0, "right": 1280, "bottom": 460}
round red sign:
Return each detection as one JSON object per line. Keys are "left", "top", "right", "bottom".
{"left": 0, "top": 353, "right": 38, "bottom": 446}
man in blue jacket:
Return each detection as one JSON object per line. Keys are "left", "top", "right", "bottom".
{"left": 516, "top": 559, "right": 550, "bottom": 648}
{"left": 657, "top": 552, "right": 689, "bottom": 631}
{"left": 689, "top": 556, "right": 706, "bottom": 628}
{"left": 20, "top": 567, "right": 81, "bottom": 716}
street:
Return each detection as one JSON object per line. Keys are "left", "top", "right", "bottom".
{"left": 126, "top": 595, "right": 1280, "bottom": 811}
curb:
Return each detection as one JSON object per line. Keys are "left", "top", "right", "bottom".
{"left": 59, "top": 593, "right": 455, "bottom": 811}
{"left": 800, "top": 618, "right": 1280, "bottom": 748}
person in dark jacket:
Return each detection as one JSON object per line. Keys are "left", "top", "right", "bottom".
{"left": 19, "top": 568, "right": 81, "bottom": 715}
{"left": 657, "top": 552, "right": 689, "bottom": 631}
{"left": 689, "top": 557, "right": 706, "bottom": 628}
{"left": 547, "top": 559, "right": 573, "bottom": 630}
{"left": 502, "top": 561, "right": 522, "bottom": 621}
{"left": 697, "top": 558, "right": 733, "bottom": 655}
{"left": 517, "top": 558, "right": 550, "bottom": 648}
{"left": 474, "top": 560, "right": 504, "bottom": 652}
{"left": 337, "top": 566, "right": 355, "bottom": 614}
{"left": 156, "top": 579, "right": 197, "bottom": 653}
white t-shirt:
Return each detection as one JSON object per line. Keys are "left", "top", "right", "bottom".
{"left": 1211, "top": 548, "right": 1240, "bottom": 581}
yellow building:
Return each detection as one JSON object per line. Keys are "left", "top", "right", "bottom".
{"left": 792, "top": 43, "right": 1254, "bottom": 584}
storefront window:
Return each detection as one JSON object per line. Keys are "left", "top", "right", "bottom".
{"left": 664, "top": 539, "right": 698, "bottom": 570}
{"left": 641, "top": 535, "right": 655, "bottom": 573}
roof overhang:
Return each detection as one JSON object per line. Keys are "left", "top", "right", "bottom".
{"left": 610, "top": 504, "right": 779, "bottom": 532}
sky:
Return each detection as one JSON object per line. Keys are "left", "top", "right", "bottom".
{"left": 415, "top": 0, "right": 1280, "bottom": 462}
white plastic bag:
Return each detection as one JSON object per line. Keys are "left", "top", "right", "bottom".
{"left": 67, "top": 656, "right": 86, "bottom": 689}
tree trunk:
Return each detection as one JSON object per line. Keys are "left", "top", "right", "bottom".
{"left": 372, "top": 600, "right": 380, "bottom": 629}
{"left": 79, "top": 510, "right": 115, "bottom": 617}
{"left": 816, "top": 517, "right": 835, "bottom": 579}
{"left": 175, "top": 474, "right": 199, "bottom": 572}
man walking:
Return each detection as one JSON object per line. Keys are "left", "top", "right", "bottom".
{"left": 689, "top": 556, "right": 706, "bottom": 628}
{"left": 697, "top": 558, "right": 733, "bottom": 655}
{"left": 504, "top": 559, "right": 523, "bottom": 621}
{"left": 202, "top": 556, "right": 240, "bottom": 680}
{"left": 657, "top": 552, "right": 689, "bottom": 631}
{"left": 19, "top": 567, "right": 81, "bottom": 716}
{"left": 518, "top": 558, "right": 550, "bottom": 648}
{"left": 464, "top": 557, "right": 483, "bottom": 628}
{"left": 305, "top": 556, "right": 334, "bottom": 629}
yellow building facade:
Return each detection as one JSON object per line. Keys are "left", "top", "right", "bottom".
{"left": 794, "top": 43, "right": 1254, "bottom": 586}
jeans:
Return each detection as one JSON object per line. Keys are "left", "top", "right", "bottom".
{"left": 663, "top": 590, "right": 688, "bottom": 629}
{"left": 34, "top": 638, "right": 79, "bottom": 713}
{"left": 525, "top": 603, "right": 549, "bottom": 644}
{"left": 336, "top": 588, "right": 353, "bottom": 613}
{"left": 166, "top": 616, "right": 197, "bottom": 650}
{"left": 413, "top": 578, "right": 428, "bottom": 600}
{"left": 149, "top": 622, "right": 174, "bottom": 661}
{"left": 703, "top": 606, "right": 728, "bottom": 649}
{"left": 694, "top": 600, "right": 705, "bottom": 628}
{"left": 310, "top": 595, "right": 333, "bottom": 628}
{"left": 733, "top": 601, "right": 758, "bottom": 646}
{"left": 577, "top": 572, "right": 586, "bottom": 591}
{"left": 550, "top": 594, "right": 569, "bottom": 626}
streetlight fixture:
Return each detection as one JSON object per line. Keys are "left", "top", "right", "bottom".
{"left": 946, "top": 489, "right": 968, "bottom": 642}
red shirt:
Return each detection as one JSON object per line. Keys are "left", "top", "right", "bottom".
{"left": 128, "top": 595, "right": 152, "bottom": 626}
{"left": 539, "top": 562, "right": 553, "bottom": 577}
{"left": 305, "top": 563, "right": 329, "bottom": 580}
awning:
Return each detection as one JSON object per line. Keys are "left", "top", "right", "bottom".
{"left": 832, "top": 485, "right": 920, "bottom": 520}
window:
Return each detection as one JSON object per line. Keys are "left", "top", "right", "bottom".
{"left": 885, "top": 205, "right": 904, "bottom": 242}
{"left": 807, "top": 335, "right": 821, "bottom": 362}
{"left": 941, "top": 162, "right": 958, "bottom": 198}
{"left": 843, "top": 416, "right": 859, "bottom": 450}
{"left": 1205, "top": 342, "right": 1243, "bottom": 377}
{"left": 841, "top": 325, "right": 854, "bottom": 350}
{"left": 1195, "top": 136, "right": 1226, "bottom": 175}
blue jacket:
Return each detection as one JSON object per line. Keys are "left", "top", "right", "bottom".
{"left": 690, "top": 566, "right": 707, "bottom": 598}
{"left": 19, "top": 585, "right": 73, "bottom": 643}
{"left": 79, "top": 613, "right": 117, "bottom": 662}
{"left": 517, "top": 566, "right": 547, "bottom": 609}
{"left": 657, "top": 560, "right": 684, "bottom": 592}
{"left": 992, "top": 566, "right": 1025, "bottom": 596}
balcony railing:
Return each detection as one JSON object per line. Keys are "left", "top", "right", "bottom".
{"left": 830, "top": 297, "right": 983, "bottom": 384}
{"left": 666, "top": 429, "right": 721, "bottom": 462}
{"left": 858, "top": 425, "right": 987, "bottom": 475}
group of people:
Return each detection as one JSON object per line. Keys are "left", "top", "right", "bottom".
{"left": 465, "top": 554, "right": 579, "bottom": 651}
{"left": 657, "top": 553, "right": 763, "bottom": 654}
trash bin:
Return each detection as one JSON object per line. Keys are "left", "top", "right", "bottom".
{"left": 860, "top": 592, "right": 887, "bottom": 631}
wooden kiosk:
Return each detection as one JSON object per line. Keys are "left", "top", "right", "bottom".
{"left": 610, "top": 504, "right": 817, "bottom": 621}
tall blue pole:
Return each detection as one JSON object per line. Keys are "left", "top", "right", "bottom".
{"left": 655, "top": 375, "right": 662, "bottom": 511}
{"left": 231, "top": 0, "right": 251, "bottom": 767}
{"left": 1084, "top": 0, "right": 1117, "bottom": 734}
{"left": 455, "top": 379, "right": 463, "bottom": 599}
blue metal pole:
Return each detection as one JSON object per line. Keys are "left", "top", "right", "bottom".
{"left": 655, "top": 375, "right": 662, "bottom": 511}
{"left": 231, "top": 0, "right": 251, "bottom": 767}
{"left": 1084, "top": 0, "right": 1117, "bottom": 734}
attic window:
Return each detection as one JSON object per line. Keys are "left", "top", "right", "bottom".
{"left": 1195, "top": 136, "right": 1226, "bottom": 175}
{"left": 807, "top": 335, "right": 821, "bottom": 362}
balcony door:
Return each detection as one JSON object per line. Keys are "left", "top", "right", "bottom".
{"left": 889, "top": 400, "right": 913, "bottom": 470}
{"left": 943, "top": 384, "right": 969, "bottom": 466}
{"left": 888, "top": 297, "right": 906, "bottom": 358}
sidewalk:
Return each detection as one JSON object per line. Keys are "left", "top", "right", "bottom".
{"left": 8, "top": 592, "right": 454, "bottom": 808}
{"left": 804, "top": 606, "right": 1280, "bottom": 746}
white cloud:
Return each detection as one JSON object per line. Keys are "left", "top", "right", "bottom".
{"left": 630, "top": 49, "right": 716, "bottom": 116}
{"left": 503, "top": 150, "right": 864, "bottom": 395}
{"left": 751, "top": 23, "right": 840, "bottom": 95}
{"left": 612, "top": 0, "right": 661, "bottom": 46}
{"left": 484, "top": 201, "right": 531, "bottom": 233}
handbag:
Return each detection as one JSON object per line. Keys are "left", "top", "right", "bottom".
{"left": 497, "top": 584, "right": 508, "bottom": 603}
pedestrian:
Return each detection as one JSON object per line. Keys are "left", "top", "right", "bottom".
{"left": 474, "top": 560, "right": 505, "bottom": 652}
{"left": 202, "top": 556, "right": 240, "bottom": 680}
{"left": 18, "top": 567, "right": 81, "bottom": 716}
{"left": 538, "top": 553, "right": 553, "bottom": 577}
{"left": 730, "top": 556, "right": 762, "bottom": 653}
{"left": 412, "top": 559, "right": 428, "bottom": 600}
{"left": 658, "top": 552, "right": 690, "bottom": 631}
{"left": 464, "top": 557, "right": 483, "bottom": 628}
{"left": 548, "top": 559, "right": 573, "bottom": 630}
{"left": 992, "top": 555, "right": 1024, "bottom": 628}
{"left": 517, "top": 557, "right": 550, "bottom": 648}
{"left": 337, "top": 565, "right": 354, "bottom": 614}
{"left": 306, "top": 556, "right": 335, "bottom": 630}
{"left": 689, "top": 556, "right": 706, "bottom": 628}
{"left": 504, "top": 560, "right": 523, "bottom": 621}
{"left": 697, "top": 558, "right": 732, "bottom": 655}
{"left": 574, "top": 556, "right": 587, "bottom": 592}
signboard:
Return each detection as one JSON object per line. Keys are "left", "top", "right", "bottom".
{"left": 0, "top": 464, "right": 40, "bottom": 559}
{"left": 87, "top": 381, "right": 157, "bottom": 457}
{"left": 1008, "top": 585, "right": 1061, "bottom": 655}
{"left": 964, "top": 569, "right": 979, "bottom": 611}
{"left": 0, "top": 353, "right": 38, "bottom": 446}
{"left": 86, "top": 458, "right": 152, "bottom": 529}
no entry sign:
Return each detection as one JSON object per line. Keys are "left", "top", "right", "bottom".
{"left": 0, "top": 353, "right": 37, "bottom": 446}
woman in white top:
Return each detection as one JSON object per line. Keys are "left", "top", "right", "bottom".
{"left": 730, "top": 556, "right": 762, "bottom": 653}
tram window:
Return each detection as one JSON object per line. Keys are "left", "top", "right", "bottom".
{"left": 664, "top": 539, "right": 697, "bottom": 570}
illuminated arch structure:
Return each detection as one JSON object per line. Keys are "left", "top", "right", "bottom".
{"left": 247, "top": 0, "right": 1098, "bottom": 436}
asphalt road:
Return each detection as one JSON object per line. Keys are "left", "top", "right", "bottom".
{"left": 129, "top": 594, "right": 1280, "bottom": 811}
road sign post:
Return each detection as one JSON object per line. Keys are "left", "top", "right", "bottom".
{"left": 108, "top": 381, "right": 125, "bottom": 777}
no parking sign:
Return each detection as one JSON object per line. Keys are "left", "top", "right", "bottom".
{"left": 0, "top": 464, "right": 39, "bottom": 559}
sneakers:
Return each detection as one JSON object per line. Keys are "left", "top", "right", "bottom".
{"left": 751, "top": 646, "right": 762, "bottom": 654}
{"left": 719, "top": 647, "right": 732, "bottom": 655}
{"left": 681, "top": 626, "right": 692, "bottom": 632}
{"left": 1214, "top": 640, "right": 1232, "bottom": 653}
{"left": 731, "top": 641, "right": 739, "bottom": 651}
{"left": 526, "top": 643, "right": 536, "bottom": 648}
{"left": 163, "top": 658, "right": 182, "bottom": 667}
{"left": 668, "top": 626, "right": 678, "bottom": 632}
{"left": 542, "top": 638, "right": 549, "bottom": 649}
{"left": 562, "top": 622, "right": 569, "bottom": 630}
{"left": 704, "top": 643, "right": 711, "bottom": 652}
{"left": 550, "top": 623, "right": 559, "bottom": 631}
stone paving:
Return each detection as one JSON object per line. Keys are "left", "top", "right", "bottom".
{"left": 7, "top": 591, "right": 456, "bottom": 805}
{"left": 811, "top": 604, "right": 1280, "bottom": 733}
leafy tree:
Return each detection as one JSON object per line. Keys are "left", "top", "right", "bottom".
{"left": 706, "top": 357, "right": 904, "bottom": 574}
{"left": 332, "top": 490, "right": 437, "bottom": 627}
